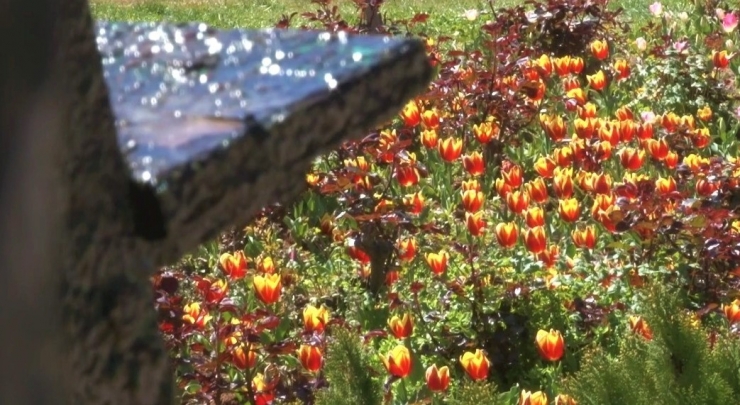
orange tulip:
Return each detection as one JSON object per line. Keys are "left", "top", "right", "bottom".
{"left": 298, "top": 345, "right": 323, "bottom": 372}
{"left": 524, "top": 226, "right": 547, "bottom": 254}
{"left": 462, "top": 189, "right": 484, "bottom": 213}
{"left": 695, "top": 178, "right": 718, "bottom": 196}
{"left": 578, "top": 102, "right": 597, "bottom": 119}
{"left": 574, "top": 117, "right": 596, "bottom": 138}
{"left": 569, "top": 56, "right": 584, "bottom": 74}
{"left": 562, "top": 76, "right": 580, "bottom": 92}
{"left": 505, "top": 190, "right": 529, "bottom": 214}
{"left": 535, "top": 54, "right": 553, "bottom": 76}
{"left": 463, "top": 151, "right": 485, "bottom": 176}
{"left": 553, "top": 168, "right": 574, "bottom": 199}
{"left": 536, "top": 329, "right": 565, "bottom": 361}
{"left": 590, "top": 39, "right": 609, "bottom": 60}
{"left": 232, "top": 343, "right": 258, "bottom": 369}
{"left": 495, "top": 178, "right": 513, "bottom": 198}
{"left": 400, "top": 100, "right": 421, "bottom": 127}
{"left": 595, "top": 140, "right": 612, "bottom": 161}
{"left": 553, "top": 55, "right": 571, "bottom": 76}
{"left": 534, "top": 156, "right": 556, "bottom": 178}
{"left": 526, "top": 178, "right": 549, "bottom": 204}
{"left": 615, "top": 105, "right": 634, "bottom": 121}
{"left": 425, "top": 365, "right": 450, "bottom": 392}
{"left": 692, "top": 127, "right": 711, "bottom": 149}
{"left": 586, "top": 70, "right": 607, "bottom": 91}
{"left": 591, "top": 193, "right": 615, "bottom": 216}
{"left": 253, "top": 274, "right": 282, "bottom": 305}
{"left": 252, "top": 373, "right": 274, "bottom": 404}
{"left": 404, "top": 191, "right": 425, "bottom": 215}
{"left": 637, "top": 122, "right": 653, "bottom": 139}
{"left": 619, "top": 147, "right": 645, "bottom": 171}
{"left": 553, "top": 146, "right": 573, "bottom": 167}
{"left": 598, "top": 121, "right": 620, "bottom": 147}
{"left": 589, "top": 173, "right": 612, "bottom": 195}
{"left": 540, "top": 114, "right": 567, "bottom": 141}
{"left": 537, "top": 244, "right": 559, "bottom": 269}
{"left": 495, "top": 222, "right": 519, "bottom": 248}
{"left": 347, "top": 246, "right": 371, "bottom": 265}
{"left": 396, "top": 165, "right": 420, "bottom": 187}
{"left": 570, "top": 138, "right": 586, "bottom": 160}
{"left": 519, "top": 390, "right": 548, "bottom": 405}
{"left": 723, "top": 299, "right": 740, "bottom": 324}
{"left": 196, "top": 277, "right": 228, "bottom": 304}
{"left": 425, "top": 251, "right": 449, "bottom": 275}
{"left": 397, "top": 238, "right": 417, "bottom": 262}
{"left": 465, "top": 211, "right": 486, "bottom": 236}
{"left": 523, "top": 207, "right": 544, "bottom": 228}
{"left": 303, "top": 304, "right": 330, "bottom": 333}
{"left": 459, "top": 180, "right": 480, "bottom": 193}
{"left": 661, "top": 112, "right": 681, "bottom": 133}
{"left": 683, "top": 153, "right": 709, "bottom": 173}
{"left": 460, "top": 349, "right": 489, "bottom": 381}
{"left": 697, "top": 105, "right": 712, "bottom": 122}
{"left": 566, "top": 88, "right": 587, "bottom": 105}
{"left": 558, "top": 198, "right": 581, "bottom": 222}
{"left": 388, "top": 313, "right": 414, "bottom": 339}
{"left": 664, "top": 151, "right": 678, "bottom": 169}
{"left": 220, "top": 251, "right": 248, "bottom": 280}
{"left": 613, "top": 59, "right": 630, "bottom": 80}
{"left": 554, "top": 394, "right": 578, "bottom": 405}
{"left": 473, "top": 119, "right": 500, "bottom": 143}
{"left": 618, "top": 120, "right": 636, "bottom": 142}
{"left": 655, "top": 176, "right": 677, "bottom": 195}
{"left": 438, "top": 137, "right": 463, "bottom": 162}
{"left": 382, "top": 345, "right": 412, "bottom": 378}
{"left": 629, "top": 315, "right": 653, "bottom": 340}
{"left": 572, "top": 225, "right": 597, "bottom": 249}
{"left": 502, "top": 163, "right": 524, "bottom": 188}
{"left": 420, "top": 128, "right": 438, "bottom": 148}
{"left": 713, "top": 50, "right": 730, "bottom": 69}
{"left": 422, "top": 108, "right": 440, "bottom": 129}
{"left": 306, "top": 172, "right": 321, "bottom": 187}
{"left": 525, "top": 80, "right": 547, "bottom": 102}
{"left": 257, "top": 256, "right": 275, "bottom": 274}
{"left": 182, "top": 302, "right": 212, "bottom": 328}
{"left": 645, "top": 137, "right": 669, "bottom": 160}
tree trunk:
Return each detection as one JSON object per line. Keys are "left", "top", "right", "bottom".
{"left": 360, "top": 0, "right": 384, "bottom": 33}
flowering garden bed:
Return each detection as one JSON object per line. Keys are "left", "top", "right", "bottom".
{"left": 98, "top": 0, "right": 740, "bottom": 403}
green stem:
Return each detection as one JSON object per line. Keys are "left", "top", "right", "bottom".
{"left": 400, "top": 377, "right": 410, "bottom": 404}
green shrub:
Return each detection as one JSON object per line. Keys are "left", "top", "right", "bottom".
{"left": 563, "top": 287, "right": 740, "bottom": 405}
{"left": 316, "top": 329, "right": 383, "bottom": 405}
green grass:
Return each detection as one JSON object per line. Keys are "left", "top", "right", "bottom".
{"left": 91, "top": 0, "right": 691, "bottom": 32}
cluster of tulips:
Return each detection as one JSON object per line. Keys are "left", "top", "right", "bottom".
{"left": 156, "top": 1, "right": 740, "bottom": 403}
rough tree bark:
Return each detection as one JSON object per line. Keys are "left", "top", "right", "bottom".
{"left": 0, "top": 0, "right": 431, "bottom": 404}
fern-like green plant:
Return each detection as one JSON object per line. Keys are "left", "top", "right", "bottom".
{"left": 447, "top": 381, "right": 507, "bottom": 405}
{"left": 562, "top": 286, "right": 740, "bottom": 405}
{"left": 315, "top": 328, "right": 383, "bottom": 405}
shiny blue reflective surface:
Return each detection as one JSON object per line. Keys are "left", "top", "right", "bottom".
{"left": 97, "top": 22, "right": 422, "bottom": 184}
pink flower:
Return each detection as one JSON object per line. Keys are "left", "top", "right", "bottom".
{"left": 649, "top": 2, "right": 663, "bottom": 17}
{"left": 723, "top": 12, "right": 738, "bottom": 33}
{"left": 641, "top": 111, "right": 657, "bottom": 124}
{"left": 673, "top": 40, "right": 689, "bottom": 53}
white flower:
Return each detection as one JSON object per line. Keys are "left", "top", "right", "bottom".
{"left": 635, "top": 37, "right": 647, "bottom": 51}
{"left": 463, "top": 9, "right": 479, "bottom": 21}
